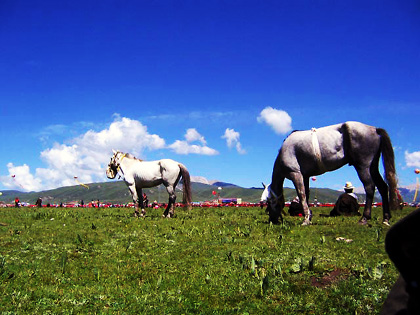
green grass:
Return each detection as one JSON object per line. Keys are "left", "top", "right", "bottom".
{"left": 0, "top": 206, "right": 414, "bottom": 314}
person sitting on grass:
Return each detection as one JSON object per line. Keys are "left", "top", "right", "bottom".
{"left": 288, "top": 196, "right": 304, "bottom": 217}
{"left": 330, "top": 182, "right": 361, "bottom": 217}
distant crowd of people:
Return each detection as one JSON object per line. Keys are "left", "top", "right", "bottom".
{"left": 8, "top": 192, "right": 164, "bottom": 209}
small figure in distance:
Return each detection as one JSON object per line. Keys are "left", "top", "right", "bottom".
{"left": 14, "top": 197, "right": 20, "bottom": 208}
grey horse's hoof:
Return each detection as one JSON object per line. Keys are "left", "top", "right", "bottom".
{"left": 301, "top": 219, "right": 311, "bottom": 226}
{"left": 358, "top": 217, "right": 368, "bottom": 225}
{"left": 301, "top": 214, "right": 312, "bottom": 226}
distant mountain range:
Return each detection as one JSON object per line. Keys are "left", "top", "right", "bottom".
{"left": 190, "top": 176, "right": 238, "bottom": 187}
{"left": 2, "top": 178, "right": 409, "bottom": 206}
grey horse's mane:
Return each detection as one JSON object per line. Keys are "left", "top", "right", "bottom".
{"left": 281, "top": 130, "right": 301, "bottom": 145}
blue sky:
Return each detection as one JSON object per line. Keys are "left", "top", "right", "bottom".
{"left": 1, "top": 0, "right": 419, "bottom": 194}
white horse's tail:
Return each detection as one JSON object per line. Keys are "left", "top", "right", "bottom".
{"left": 179, "top": 164, "right": 192, "bottom": 210}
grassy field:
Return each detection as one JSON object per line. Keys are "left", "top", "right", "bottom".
{"left": 0, "top": 205, "right": 415, "bottom": 314}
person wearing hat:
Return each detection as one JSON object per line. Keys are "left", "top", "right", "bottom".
{"left": 330, "top": 182, "right": 361, "bottom": 216}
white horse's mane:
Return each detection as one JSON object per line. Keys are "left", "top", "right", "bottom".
{"left": 116, "top": 151, "right": 143, "bottom": 162}
{"left": 125, "top": 152, "right": 142, "bottom": 161}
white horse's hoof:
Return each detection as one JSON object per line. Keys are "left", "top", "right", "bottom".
{"left": 358, "top": 217, "right": 368, "bottom": 225}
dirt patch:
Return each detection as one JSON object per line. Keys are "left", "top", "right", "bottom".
{"left": 310, "top": 269, "right": 349, "bottom": 288}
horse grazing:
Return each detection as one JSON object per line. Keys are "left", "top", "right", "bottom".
{"left": 106, "top": 150, "right": 192, "bottom": 218}
{"left": 263, "top": 121, "right": 398, "bottom": 226}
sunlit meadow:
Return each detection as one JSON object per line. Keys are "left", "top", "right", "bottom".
{"left": 0, "top": 205, "right": 413, "bottom": 314}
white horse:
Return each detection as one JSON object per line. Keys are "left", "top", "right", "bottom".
{"left": 106, "top": 150, "right": 192, "bottom": 217}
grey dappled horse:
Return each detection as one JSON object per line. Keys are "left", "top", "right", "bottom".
{"left": 106, "top": 150, "right": 192, "bottom": 218}
{"left": 263, "top": 121, "right": 398, "bottom": 226}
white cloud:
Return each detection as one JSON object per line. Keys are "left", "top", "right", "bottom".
{"left": 168, "top": 128, "right": 218, "bottom": 155}
{"left": 222, "top": 128, "right": 246, "bottom": 154}
{"left": 2, "top": 163, "right": 43, "bottom": 191}
{"left": 405, "top": 151, "right": 420, "bottom": 167}
{"left": 76, "top": 117, "right": 166, "bottom": 158}
{"left": 0, "top": 116, "right": 166, "bottom": 191}
{"left": 257, "top": 107, "right": 292, "bottom": 135}
{"left": 185, "top": 128, "right": 206, "bottom": 145}
{"left": 0, "top": 117, "right": 223, "bottom": 191}
{"left": 168, "top": 140, "right": 219, "bottom": 155}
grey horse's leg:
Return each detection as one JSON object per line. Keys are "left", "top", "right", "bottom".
{"left": 304, "top": 176, "right": 311, "bottom": 206}
{"left": 371, "top": 164, "right": 391, "bottom": 225}
{"left": 355, "top": 166, "right": 375, "bottom": 224}
{"left": 268, "top": 178, "right": 285, "bottom": 224}
{"left": 289, "top": 172, "right": 312, "bottom": 225}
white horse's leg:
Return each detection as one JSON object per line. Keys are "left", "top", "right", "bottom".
{"left": 128, "top": 185, "right": 140, "bottom": 217}
{"left": 137, "top": 188, "right": 146, "bottom": 217}
{"left": 163, "top": 185, "right": 176, "bottom": 218}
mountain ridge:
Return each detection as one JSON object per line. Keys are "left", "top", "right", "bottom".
{"left": 0, "top": 179, "right": 396, "bottom": 205}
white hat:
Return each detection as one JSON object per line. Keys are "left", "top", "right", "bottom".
{"left": 344, "top": 182, "right": 354, "bottom": 190}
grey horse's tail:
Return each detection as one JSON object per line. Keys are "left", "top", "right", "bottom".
{"left": 377, "top": 128, "right": 399, "bottom": 210}
{"left": 179, "top": 164, "right": 192, "bottom": 210}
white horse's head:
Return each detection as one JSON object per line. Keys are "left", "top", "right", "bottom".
{"left": 106, "top": 150, "right": 122, "bottom": 179}
{"left": 260, "top": 182, "right": 270, "bottom": 202}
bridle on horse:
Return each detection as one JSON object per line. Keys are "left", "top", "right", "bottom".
{"left": 268, "top": 185, "right": 282, "bottom": 208}
{"left": 110, "top": 152, "right": 127, "bottom": 177}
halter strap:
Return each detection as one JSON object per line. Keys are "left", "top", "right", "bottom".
{"left": 116, "top": 153, "right": 127, "bottom": 173}
{"left": 268, "top": 185, "right": 282, "bottom": 206}
{"left": 311, "top": 128, "right": 325, "bottom": 172}
{"left": 269, "top": 185, "right": 278, "bottom": 199}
